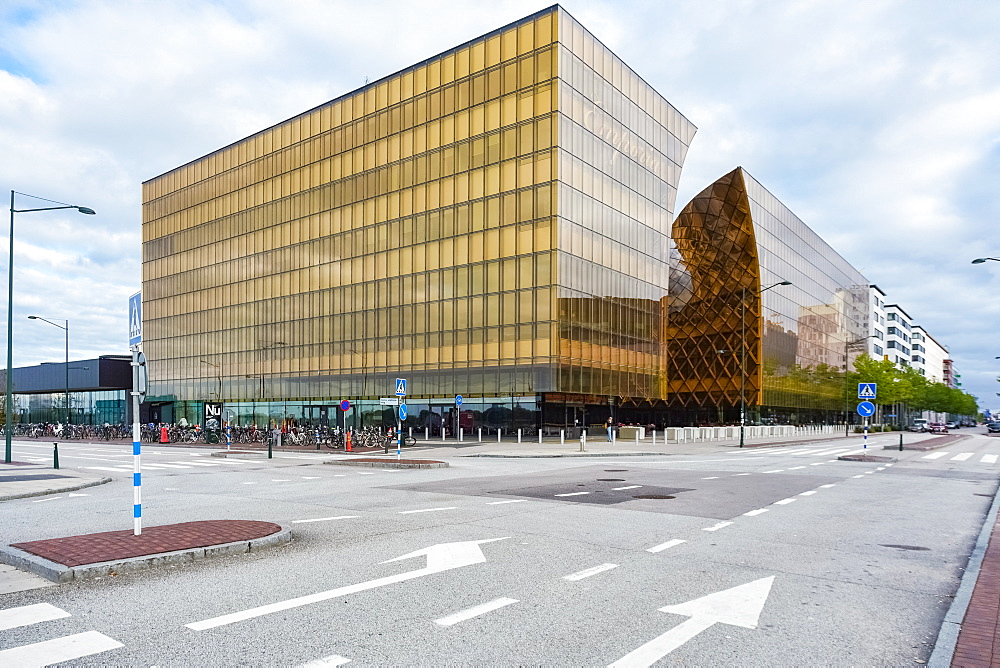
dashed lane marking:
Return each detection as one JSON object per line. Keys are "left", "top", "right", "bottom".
{"left": 487, "top": 500, "right": 527, "bottom": 505}
{"left": 554, "top": 491, "right": 590, "bottom": 497}
{"left": 703, "top": 521, "right": 733, "bottom": 532}
{"left": 398, "top": 507, "right": 457, "bottom": 514}
{"left": 434, "top": 598, "right": 519, "bottom": 627}
{"left": 774, "top": 498, "right": 797, "bottom": 505}
{"left": 851, "top": 474, "right": 865, "bottom": 479}
{"left": 702, "top": 476, "right": 720, "bottom": 480}
{"left": 299, "top": 654, "right": 352, "bottom": 667}
{"left": 820, "top": 484, "right": 836, "bottom": 488}
{"left": 613, "top": 485, "right": 642, "bottom": 490}
{"left": 32, "top": 497, "right": 62, "bottom": 503}
{"left": 743, "top": 509, "right": 769, "bottom": 516}
{"left": 762, "top": 470, "right": 784, "bottom": 474}
{"left": 647, "top": 539, "right": 685, "bottom": 553}
{"left": 292, "top": 516, "right": 360, "bottom": 524}
{"left": 732, "top": 473, "right": 751, "bottom": 476}
{"left": 562, "top": 563, "right": 618, "bottom": 581}
{"left": 787, "top": 466, "right": 806, "bottom": 470}
{"left": 799, "top": 491, "right": 817, "bottom": 496}
{"left": 0, "top": 631, "right": 123, "bottom": 666}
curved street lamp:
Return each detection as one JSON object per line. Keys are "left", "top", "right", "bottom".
{"left": 27, "top": 316, "right": 71, "bottom": 424}
{"left": 6, "top": 191, "right": 94, "bottom": 463}
{"left": 972, "top": 258, "right": 1000, "bottom": 264}
{"left": 739, "top": 280, "right": 793, "bottom": 447}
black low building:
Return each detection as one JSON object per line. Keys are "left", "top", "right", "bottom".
{"left": 7, "top": 355, "right": 131, "bottom": 424}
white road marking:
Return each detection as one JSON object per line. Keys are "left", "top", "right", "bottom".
{"left": 922, "top": 452, "right": 948, "bottom": 460}
{"left": 301, "top": 476, "right": 322, "bottom": 479}
{"left": 554, "top": 491, "right": 590, "bottom": 497}
{"left": 0, "top": 602, "right": 70, "bottom": 631}
{"left": 358, "top": 472, "right": 376, "bottom": 475}
{"left": 32, "top": 497, "right": 62, "bottom": 503}
{"left": 951, "top": 453, "right": 973, "bottom": 461}
{"left": 703, "top": 521, "right": 733, "bottom": 532}
{"left": 0, "top": 631, "right": 123, "bottom": 665}
{"left": 864, "top": 471, "right": 874, "bottom": 474}
{"left": 702, "top": 476, "right": 720, "bottom": 480}
{"left": 732, "top": 473, "right": 751, "bottom": 476}
{"left": 799, "top": 491, "right": 817, "bottom": 496}
{"left": 743, "top": 509, "right": 769, "bottom": 516}
{"left": 563, "top": 563, "right": 618, "bottom": 581}
{"left": 292, "top": 516, "right": 360, "bottom": 524}
{"left": 434, "top": 598, "right": 519, "bottom": 626}
{"left": 612, "top": 485, "right": 642, "bottom": 490}
{"left": 300, "top": 655, "right": 352, "bottom": 667}
{"left": 787, "top": 466, "right": 806, "bottom": 470}
{"left": 647, "top": 539, "right": 686, "bottom": 553}
{"left": 487, "top": 500, "right": 527, "bottom": 505}
{"left": 762, "top": 470, "right": 784, "bottom": 474}
{"left": 851, "top": 474, "right": 865, "bottom": 478}
{"left": 68, "top": 493, "right": 89, "bottom": 497}
{"left": 398, "top": 507, "right": 457, "bottom": 514}
{"left": 271, "top": 479, "right": 291, "bottom": 482}
{"left": 242, "top": 482, "right": 257, "bottom": 485}
{"left": 983, "top": 455, "right": 998, "bottom": 464}
{"left": 774, "top": 498, "right": 796, "bottom": 505}
{"left": 819, "top": 484, "right": 836, "bottom": 488}
{"left": 333, "top": 474, "right": 346, "bottom": 477}
{"left": 83, "top": 466, "right": 129, "bottom": 472}
{"left": 809, "top": 462, "right": 825, "bottom": 466}
{"left": 181, "top": 461, "right": 221, "bottom": 467}
{"left": 884, "top": 463, "right": 894, "bottom": 467}
{"left": 145, "top": 463, "right": 191, "bottom": 469}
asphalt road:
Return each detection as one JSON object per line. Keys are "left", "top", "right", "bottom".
{"left": 1, "top": 430, "right": 998, "bottom": 666}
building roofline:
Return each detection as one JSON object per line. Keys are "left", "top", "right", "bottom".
{"left": 884, "top": 303, "right": 913, "bottom": 320}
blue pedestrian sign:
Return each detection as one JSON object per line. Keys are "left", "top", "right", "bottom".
{"left": 128, "top": 292, "right": 142, "bottom": 348}
{"left": 395, "top": 378, "right": 407, "bottom": 396}
{"left": 858, "top": 383, "right": 877, "bottom": 400}
{"left": 857, "top": 401, "right": 876, "bottom": 417}
{"left": 455, "top": 395, "right": 463, "bottom": 406}
{"left": 398, "top": 403, "right": 407, "bottom": 421}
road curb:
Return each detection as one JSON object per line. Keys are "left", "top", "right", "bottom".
{"left": 466, "top": 452, "right": 663, "bottom": 458}
{"left": 927, "top": 480, "right": 1000, "bottom": 667}
{"left": 0, "top": 525, "right": 293, "bottom": 583}
{"left": 0, "top": 476, "right": 112, "bottom": 502}
{"left": 326, "top": 459, "right": 448, "bottom": 469}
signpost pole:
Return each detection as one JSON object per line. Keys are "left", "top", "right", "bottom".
{"left": 131, "top": 349, "right": 141, "bottom": 535}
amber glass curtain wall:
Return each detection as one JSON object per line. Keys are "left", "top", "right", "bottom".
{"left": 141, "top": 6, "right": 695, "bottom": 414}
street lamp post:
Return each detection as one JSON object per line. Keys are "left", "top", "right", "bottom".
{"left": 6, "top": 191, "right": 94, "bottom": 463}
{"left": 27, "top": 317, "right": 70, "bottom": 424}
{"left": 738, "top": 281, "right": 793, "bottom": 448}
{"left": 972, "top": 258, "right": 1000, "bottom": 264}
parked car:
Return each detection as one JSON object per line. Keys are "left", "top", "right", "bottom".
{"left": 945, "top": 421, "right": 960, "bottom": 430}
{"left": 910, "top": 419, "right": 928, "bottom": 432}
{"left": 929, "top": 423, "right": 948, "bottom": 434}
{"left": 988, "top": 422, "right": 1000, "bottom": 434}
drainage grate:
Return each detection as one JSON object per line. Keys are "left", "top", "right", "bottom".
{"left": 633, "top": 494, "right": 675, "bottom": 500}
{"left": 879, "top": 544, "right": 930, "bottom": 551}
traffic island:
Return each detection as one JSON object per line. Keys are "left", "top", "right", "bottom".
{"left": 326, "top": 458, "right": 448, "bottom": 469}
{"left": 0, "top": 520, "right": 290, "bottom": 583}
{"left": 882, "top": 433, "right": 970, "bottom": 451}
{"left": 837, "top": 454, "right": 897, "bottom": 463}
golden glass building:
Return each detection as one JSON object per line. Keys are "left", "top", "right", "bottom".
{"left": 141, "top": 6, "right": 696, "bottom": 433}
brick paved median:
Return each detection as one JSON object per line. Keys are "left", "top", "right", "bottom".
{"left": 952, "top": 515, "right": 1000, "bottom": 666}
{"left": 10, "top": 520, "right": 282, "bottom": 567}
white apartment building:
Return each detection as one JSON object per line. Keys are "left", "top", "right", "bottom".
{"left": 911, "top": 325, "right": 949, "bottom": 382}
{"left": 884, "top": 304, "right": 913, "bottom": 368}
{"left": 866, "top": 285, "right": 888, "bottom": 359}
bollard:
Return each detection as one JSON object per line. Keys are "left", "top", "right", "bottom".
{"left": 268, "top": 436, "right": 273, "bottom": 459}
{"left": 863, "top": 423, "right": 868, "bottom": 449}
{"left": 478, "top": 427, "right": 482, "bottom": 442}
{"left": 53, "top": 442, "right": 59, "bottom": 469}
{"left": 425, "top": 428, "right": 429, "bottom": 441}
{"left": 409, "top": 427, "right": 413, "bottom": 440}
{"left": 560, "top": 429, "right": 565, "bottom": 445}
{"left": 459, "top": 427, "right": 464, "bottom": 442}
{"left": 580, "top": 429, "right": 587, "bottom": 452}
{"left": 635, "top": 430, "right": 639, "bottom": 446}
{"left": 498, "top": 428, "right": 501, "bottom": 443}
{"left": 517, "top": 428, "right": 522, "bottom": 444}
{"left": 652, "top": 429, "right": 656, "bottom": 446}
{"left": 899, "top": 432, "right": 903, "bottom": 451}
{"left": 538, "top": 430, "right": 542, "bottom": 444}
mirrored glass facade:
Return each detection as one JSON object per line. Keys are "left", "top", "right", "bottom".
{"left": 142, "top": 6, "right": 695, "bottom": 430}
{"left": 669, "top": 168, "right": 869, "bottom": 424}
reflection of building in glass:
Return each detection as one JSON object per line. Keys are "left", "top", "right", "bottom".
{"left": 142, "top": 6, "right": 695, "bottom": 431}
{"left": 669, "top": 167, "right": 869, "bottom": 424}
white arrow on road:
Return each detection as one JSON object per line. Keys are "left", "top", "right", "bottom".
{"left": 608, "top": 576, "right": 774, "bottom": 667}
{"left": 186, "top": 538, "right": 509, "bottom": 631}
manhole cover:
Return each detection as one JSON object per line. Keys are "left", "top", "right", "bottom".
{"left": 597, "top": 478, "right": 625, "bottom": 482}
{"left": 879, "top": 544, "right": 930, "bottom": 551}
{"left": 633, "top": 495, "right": 675, "bottom": 500}
{"left": 605, "top": 469, "right": 628, "bottom": 472}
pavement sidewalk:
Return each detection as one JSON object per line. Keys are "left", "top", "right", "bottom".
{"left": 0, "top": 460, "right": 110, "bottom": 501}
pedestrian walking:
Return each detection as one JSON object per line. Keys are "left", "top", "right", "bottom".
{"left": 606, "top": 416, "right": 613, "bottom": 442}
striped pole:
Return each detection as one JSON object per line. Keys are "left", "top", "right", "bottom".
{"left": 132, "top": 349, "right": 142, "bottom": 535}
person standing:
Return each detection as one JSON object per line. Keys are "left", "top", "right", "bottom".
{"left": 606, "top": 416, "right": 614, "bottom": 442}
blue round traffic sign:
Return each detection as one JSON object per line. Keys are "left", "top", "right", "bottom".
{"left": 455, "top": 395, "right": 463, "bottom": 406}
{"left": 340, "top": 399, "right": 351, "bottom": 411}
{"left": 399, "top": 404, "right": 408, "bottom": 421}
{"left": 857, "top": 401, "right": 875, "bottom": 417}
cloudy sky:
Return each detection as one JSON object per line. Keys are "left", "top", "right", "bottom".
{"left": 1, "top": 0, "right": 998, "bottom": 410}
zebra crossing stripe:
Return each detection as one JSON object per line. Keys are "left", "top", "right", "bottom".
{"left": 0, "top": 603, "right": 70, "bottom": 631}
{"left": 983, "top": 454, "right": 998, "bottom": 464}
{"left": 0, "top": 631, "right": 123, "bottom": 665}
{"left": 922, "top": 452, "right": 948, "bottom": 459}
{"left": 951, "top": 453, "right": 973, "bottom": 461}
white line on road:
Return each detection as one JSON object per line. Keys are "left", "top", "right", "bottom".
{"left": 809, "top": 462, "right": 825, "bottom": 466}
{"left": 299, "top": 655, "right": 352, "bottom": 667}
{"left": 951, "top": 453, "right": 973, "bottom": 461}
{"left": 83, "top": 467, "right": 130, "bottom": 473}
{"left": 144, "top": 463, "right": 191, "bottom": 469}
{"left": 983, "top": 455, "right": 999, "bottom": 464}
{"left": 732, "top": 473, "right": 751, "bottom": 476}
{"left": 774, "top": 498, "right": 796, "bottom": 505}
{"left": 922, "top": 452, "right": 948, "bottom": 460}
{"left": 762, "top": 470, "right": 784, "bottom": 473}
{"left": 434, "top": 598, "right": 519, "bottom": 626}
{"left": 851, "top": 474, "right": 865, "bottom": 479}
{"left": 292, "top": 516, "right": 360, "bottom": 524}
{"left": 563, "top": 563, "right": 619, "bottom": 581}
{"left": 554, "top": 491, "right": 590, "bottom": 497}
{"left": 0, "top": 602, "right": 70, "bottom": 631}
{"left": 301, "top": 476, "right": 321, "bottom": 479}
{"left": 486, "top": 499, "right": 527, "bottom": 505}
{"left": 399, "top": 507, "right": 457, "bottom": 514}
{"left": 702, "top": 521, "right": 733, "bottom": 532}
{"left": 32, "top": 497, "right": 62, "bottom": 503}
{"left": 242, "top": 482, "right": 257, "bottom": 485}
{"left": 0, "top": 631, "right": 123, "bottom": 666}
{"left": 743, "top": 509, "right": 769, "bottom": 516}
{"left": 271, "top": 479, "right": 291, "bottom": 482}
{"left": 787, "top": 466, "right": 806, "bottom": 470}
{"left": 820, "top": 484, "right": 836, "bottom": 488}
{"left": 701, "top": 476, "right": 720, "bottom": 479}
{"left": 180, "top": 461, "right": 221, "bottom": 467}
{"left": 358, "top": 472, "right": 376, "bottom": 475}
{"left": 647, "top": 539, "right": 686, "bottom": 553}
{"left": 612, "top": 485, "right": 642, "bottom": 490}
{"left": 799, "top": 491, "right": 817, "bottom": 496}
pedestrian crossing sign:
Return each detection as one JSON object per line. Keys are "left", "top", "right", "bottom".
{"left": 858, "top": 383, "right": 877, "bottom": 399}
{"left": 395, "top": 378, "right": 407, "bottom": 396}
